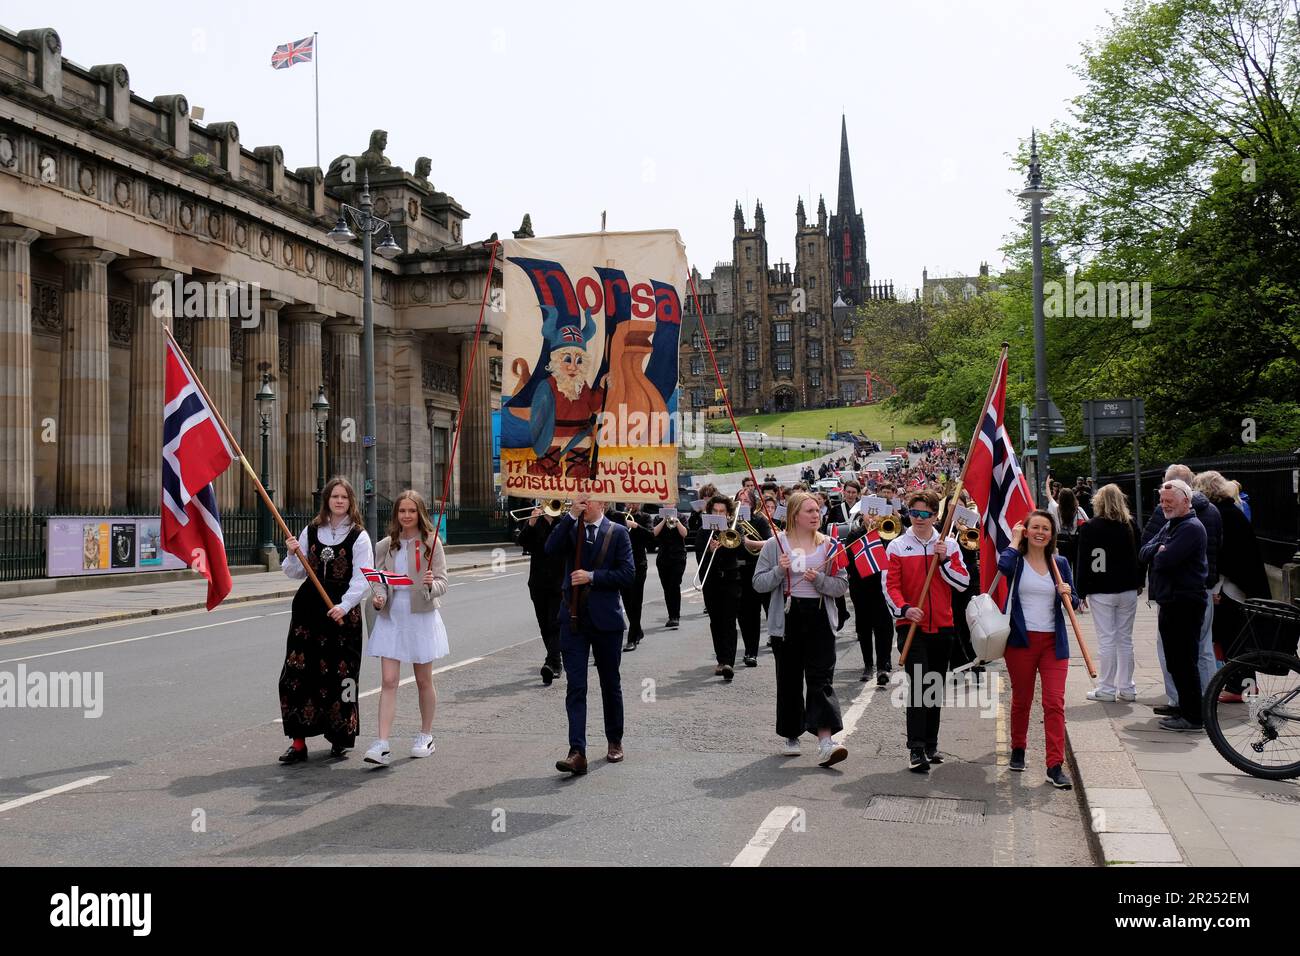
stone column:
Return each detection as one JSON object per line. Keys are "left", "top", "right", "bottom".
{"left": 0, "top": 224, "right": 40, "bottom": 509}
{"left": 120, "top": 260, "right": 187, "bottom": 513}
{"left": 284, "top": 307, "right": 326, "bottom": 510}
{"left": 241, "top": 298, "right": 287, "bottom": 512}
{"left": 52, "top": 238, "right": 124, "bottom": 512}
{"left": 326, "top": 318, "right": 363, "bottom": 494}
{"left": 458, "top": 333, "right": 493, "bottom": 509}
{"left": 191, "top": 275, "right": 236, "bottom": 513}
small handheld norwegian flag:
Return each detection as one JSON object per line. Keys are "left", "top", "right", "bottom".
{"left": 362, "top": 568, "right": 414, "bottom": 588}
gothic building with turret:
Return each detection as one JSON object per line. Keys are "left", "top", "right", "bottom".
{"left": 680, "top": 118, "right": 894, "bottom": 415}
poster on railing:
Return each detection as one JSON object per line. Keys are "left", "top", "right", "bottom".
{"left": 499, "top": 230, "right": 687, "bottom": 504}
{"left": 47, "top": 516, "right": 187, "bottom": 577}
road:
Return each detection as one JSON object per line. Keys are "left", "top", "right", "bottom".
{"left": 0, "top": 559, "right": 1096, "bottom": 866}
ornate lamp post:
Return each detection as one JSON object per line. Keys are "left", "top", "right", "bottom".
{"left": 1018, "top": 130, "right": 1054, "bottom": 508}
{"left": 326, "top": 170, "right": 402, "bottom": 540}
{"left": 255, "top": 372, "right": 276, "bottom": 552}
{"left": 312, "top": 385, "right": 329, "bottom": 512}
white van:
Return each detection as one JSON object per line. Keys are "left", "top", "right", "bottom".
{"left": 735, "top": 431, "right": 770, "bottom": 444}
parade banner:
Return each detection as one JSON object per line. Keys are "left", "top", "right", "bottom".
{"left": 500, "top": 230, "right": 687, "bottom": 503}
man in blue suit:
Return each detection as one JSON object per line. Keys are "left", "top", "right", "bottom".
{"left": 545, "top": 495, "right": 635, "bottom": 774}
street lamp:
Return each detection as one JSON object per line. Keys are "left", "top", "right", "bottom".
{"left": 255, "top": 372, "right": 276, "bottom": 551}
{"left": 312, "top": 385, "right": 329, "bottom": 513}
{"left": 1018, "top": 129, "right": 1054, "bottom": 508}
{"left": 326, "top": 170, "right": 403, "bottom": 541}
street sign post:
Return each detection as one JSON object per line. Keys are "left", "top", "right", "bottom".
{"left": 1082, "top": 398, "right": 1146, "bottom": 526}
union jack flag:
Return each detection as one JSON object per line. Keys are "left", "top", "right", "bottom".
{"left": 847, "top": 529, "right": 888, "bottom": 579}
{"left": 271, "top": 36, "right": 314, "bottom": 70}
{"left": 361, "top": 568, "right": 414, "bottom": 588}
{"left": 963, "top": 351, "right": 1035, "bottom": 605}
{"left": 162, "top": 338, "right": 235, "bottom": 610}
{"left": 559, "top": 326, "right": 583, "bottom": 343}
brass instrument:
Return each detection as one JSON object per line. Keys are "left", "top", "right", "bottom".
{"left": 508, "top": 499, "right": 568, "bottom": 520}
{"left": 876, "top": 513, "right": 902, "bottom": 540}
{"left": 955, "top": 519, "right": 981, "bottom": 551}
{"left": 665, "top": 514, "right": 678, "bottom": 529}
{"left": 717, "top": 508, "right": 743, "bottom": 549}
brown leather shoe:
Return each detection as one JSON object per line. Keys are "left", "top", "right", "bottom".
{"left": 555, "top": 749, "right": 588, "bottom": 775}
{"left": 607, "top": 743, "right": 624, "bottom": 763}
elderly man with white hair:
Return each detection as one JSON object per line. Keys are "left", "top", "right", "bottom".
{"left": 1139, "top": 479, "right": 1209, "bottom": 731}
{"left": 1141, "top": 463, "right": 1222, "bottom": 714}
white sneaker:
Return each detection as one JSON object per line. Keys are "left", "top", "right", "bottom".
{"left": 363, "top": 740, "right": 392, "bottom": 766}
{"left": 410, "top": 733, "right": 435, "bottom": 758}
{"left": 1086, "top": 689, "right": 1117, "bottom": 702}
{"left": 818, "top": 738, "right": 848, "bottom": 768}
{"left": 1118, "top": 690, "right": 1137, "bottom": 702}
{"left": 781, "top": 737, "right": 801, "bottom": 756}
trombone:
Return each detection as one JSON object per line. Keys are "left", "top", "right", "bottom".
{"left": 692, "top": 509, "right": 741, "bottom": 589}
{"left": 935, "top": 495, "right": 980, "bottom": 550}
{"left": 856, "top": 504, "right": 901, "bottom": 541}
{"left": 508, "top": 498, "right": 568, "bottom": 521}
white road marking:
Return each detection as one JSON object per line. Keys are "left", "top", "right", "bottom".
{"left": 731, "top": 679, "right": 879, "bottom": 867}
{"left": 732, "top": 806, "right": 802, "bottom": 867}
{"left": 0, "top": 616, "right": 264, "bottom": 664}
{"left": 358, "top": 656, "right": 484, "bottom": 698}
{"left": 0, "top": 775, "right": 111, "bottom": 815}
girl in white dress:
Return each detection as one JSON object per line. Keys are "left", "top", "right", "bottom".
{"left": 364, "top": 490, "right": 450, "bottom": 766}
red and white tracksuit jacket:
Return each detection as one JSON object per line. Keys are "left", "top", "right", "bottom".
{"left": 881, "top": 527, "right": 971, "bottom": 633}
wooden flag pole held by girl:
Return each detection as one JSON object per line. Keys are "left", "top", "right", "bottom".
{"left": 162, "top": 324, "right": 334, "bottom": 609}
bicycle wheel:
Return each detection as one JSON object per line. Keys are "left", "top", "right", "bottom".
{"left": 1204, "top": 652, "right": 1300, "bottom": 780}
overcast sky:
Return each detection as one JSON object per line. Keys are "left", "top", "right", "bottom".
{"left": 20, "top": 0, "right": 1119, "bottom": 296}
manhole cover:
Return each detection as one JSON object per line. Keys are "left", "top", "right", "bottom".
{"left": 862, "top": 795, "right": 986, "bottom": 826}
{"left": 1259, "top": 791, "right": 1300, "bottom": 806}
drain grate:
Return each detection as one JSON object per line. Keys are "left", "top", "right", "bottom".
{"left": 862, "top": 795, "right": 986, "bottom": 827}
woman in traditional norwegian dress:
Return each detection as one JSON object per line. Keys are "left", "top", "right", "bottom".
{"left": 277, "top": 477, "right": 373, "bottom": 764}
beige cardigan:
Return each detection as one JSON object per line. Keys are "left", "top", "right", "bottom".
{"left": 371, "top": 533, "right": 448, "bottom": 616}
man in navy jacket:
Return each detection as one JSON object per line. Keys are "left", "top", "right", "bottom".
{"left": 546, "top": 495, "right": 635, "bottom": 774}
{"left": 1142, "top": 464, "right": 1222, "bottom": 710}
{"left": 1139, "top": 479, "right": 1209, "bottom": 731}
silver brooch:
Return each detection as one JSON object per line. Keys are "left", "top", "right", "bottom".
{"left": 319, "top": 545, "right": 335, "bottom": 573}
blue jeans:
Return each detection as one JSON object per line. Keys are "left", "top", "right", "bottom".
{"left": 560, "top": 616, "right": 624, "bottom": 755}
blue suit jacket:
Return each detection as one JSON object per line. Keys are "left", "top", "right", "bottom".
{"left": 545, "top": 514, "right": 635, "bottom": 632}
{"left": 996, "top": 548, "right": 1081, "bottom": 660}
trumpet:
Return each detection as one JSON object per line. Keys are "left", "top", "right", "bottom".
{"left": 508, "top": 499, "right": 568, "bottom": 520}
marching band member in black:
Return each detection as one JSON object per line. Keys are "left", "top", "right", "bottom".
{"left": 737, "top": 487, "right": 772, "bottom": 666}
{"left": 653, "top": 505, "right": 689, "bottom": 628}
{"left": 516, "top": 502, "right": 566, "bottom": 685}
{"left": 618, "top": 502, "right": 653, "bottom": 651}
{"left": 696, "top": 495, "right": 743, "bottom": 681}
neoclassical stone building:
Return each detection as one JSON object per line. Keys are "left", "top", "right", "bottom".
{"left": 0, "top": 25, "right": 515, "bottom": 519}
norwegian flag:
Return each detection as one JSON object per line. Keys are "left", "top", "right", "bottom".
{"left": 824, "top": 533, "right": 849, "bottom": 575}
{"left": 271, "top": 36, "right": 314, "bottom": 70}
{"left": 162, "top": 338, "right": 235, "bottom": 610}
{"left": 847, "top": 529, "right": 888, "bottom": 579}
{"left": 559, "top": 326, "right": 584, "bottom": 343}
{"left": 362, "top": 568, "right": 414, "bottom": 587}
{"left": 963, "top": 351, "right": 1035, "bottom": 605}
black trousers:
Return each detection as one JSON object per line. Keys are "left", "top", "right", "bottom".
{"left": 950, "top": 585, "right": 976, "bottom": 669}
{"left": 704, "top": 574, "right": 742, "bottom": 666}
{"left": 657, "top": 557, "right": 685, "bottom": 621}
{"left": 900, "top": 626, "right": 954, "bottom": 751}
{"left": 773, "top": 598, "right": 844, "bottom": 738}
{"left": 621, "top": 562, "right": 647, "bottom": 642}
{"left": 738, "top": 563, "right": 762, "bottom": 657}
{"left": 849, "top": 575, "right": 893, "bottom": 672}
{"left": 1158, "top": 598, "right": 1208, "bottom": 725}
{"left": 529, "top": 583, "right": 563, "bottom": 670}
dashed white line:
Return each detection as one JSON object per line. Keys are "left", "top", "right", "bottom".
{"left": 0, "top": 775, "right": 111, "bottom": 815}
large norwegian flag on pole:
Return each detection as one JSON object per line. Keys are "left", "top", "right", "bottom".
{"left": 162, "top": 337, "right": 235, "bottom": 610}
{"left": 963, "top": 348, "right": 1035, "bottom": 606}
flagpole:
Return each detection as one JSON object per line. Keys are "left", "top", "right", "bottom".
{"left": 313, "top": 32, "right": 320, "bottom": 170}
{"left": 898, "top": 342, "right": 1009, "bottom": 668}
{"left": 161, "top": 324, "right": 335, "bottom": 609}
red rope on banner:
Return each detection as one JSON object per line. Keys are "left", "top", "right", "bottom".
{"left": 685, "top": 268, "right": 792, "bottom": 598}
{"left": 433, "top": 239, "right": 500, "bottom": 541}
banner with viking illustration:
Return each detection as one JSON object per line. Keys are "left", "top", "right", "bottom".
{"left": 500, "top": 230, "right": 687, "bottom": 503}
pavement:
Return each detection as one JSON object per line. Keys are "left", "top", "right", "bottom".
{"left": 0, "top": 545, "right": 525, "bottom": 639}
{"left": 1066, "top": 598, "right": 1300, "bottom": 866}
